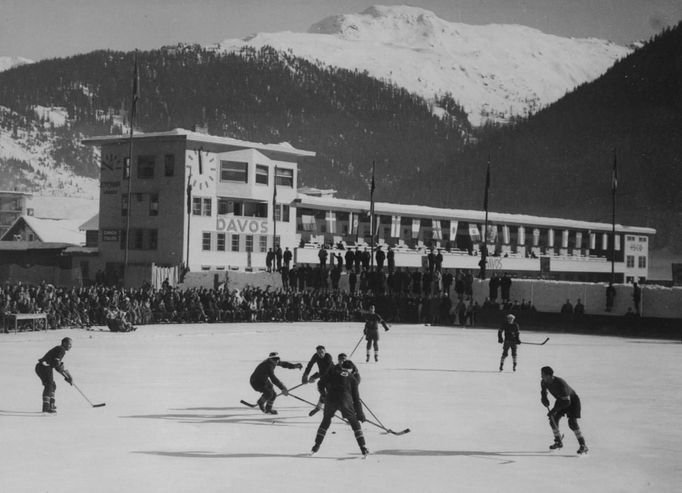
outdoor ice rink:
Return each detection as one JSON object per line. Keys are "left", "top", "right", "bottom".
{"left": 1, "top": 322, "right": 680, "bottom": 493}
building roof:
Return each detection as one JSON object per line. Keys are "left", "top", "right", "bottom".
{"left": 0, "top": 190, "right": 32, "bottom": 197}
{"left": 0, "top": 216, "right": 86, "bottom": 245}
{"left": 79, "top": 213, "right": 99, "bottom": 231}
{"left": 0, "top": 241, "right": 75, "bottom": 251}
{"left": 293, "top": 194, "right": 657, "bottom": 235}
{"left": 81, "top": 128, "right": 316, "bottom": 160}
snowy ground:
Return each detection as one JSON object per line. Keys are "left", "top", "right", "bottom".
{"left": 1, "top": 322, "right": 680, "bottom": 493}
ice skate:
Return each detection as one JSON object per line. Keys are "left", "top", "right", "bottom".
{"left": 265, "top": 408, "right": 278, "bottom": 415}
{"left": 361, "top": 446, "right": 370, "bottom": 458}
{"left": 308, "top": 405, "right": 321, "bottom": 417}
{"left": 311, "top": 443, "right": 320, "bottom": 455}
{"left": 577, "top": 443, "right": 589, "bottom": 455}
{"left": 549, "top": 436, "right": 564, "bottom": 450}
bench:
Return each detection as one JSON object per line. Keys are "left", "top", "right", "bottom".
{"left": 3, "top": 313, "right": 48, "bottom": 333}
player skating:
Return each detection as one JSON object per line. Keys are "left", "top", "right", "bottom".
{"left": 249, "top": 352, "right": 302, "bottom": 414}
{"left": 311, "top": 353, "right": 369, "bottom": 457}
{"left": 35, "top": 337, "right": 73, "bottom": 413}
{"left": 363, "top": 304, "right": 390, "bottom": 362}
{"left": 302, "top": 345, "right": 334, "bottom": 416}
{"left": 498, "top": 314, "right": 520, "bottom": 371}
{"left": 338, "top": 353, "right": 365, "bottom": 422}
{"left": 541, "top": 366, "right": 589, "bottom": 455}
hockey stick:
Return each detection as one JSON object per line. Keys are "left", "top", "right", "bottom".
{"left": 72, "top": 383, "right": 105, "bottom": 408}
{"left": 241, "top": 381, "right": 308, "bottom": 408}
{"left": 523, "top": 337, "right": 550, "bottom": 346}
{"left": 360, "top": 398, "right": 410, "bottom": 435}
{"left": 348, "top": 333, "right": 365, "bottom": 358}
{"left": 287, "top": 392, "right": 350, "bottom": 423}
{"left": 364, "top": 417, "right": 411, "bottom": 436}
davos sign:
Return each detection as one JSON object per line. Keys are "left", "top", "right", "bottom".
{"left": 216, "top": 217, "right": 269, "bottom": 234}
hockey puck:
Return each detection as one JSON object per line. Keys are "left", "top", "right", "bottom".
{"left": 332, "top": 431, "right": 336, "bottom": 434}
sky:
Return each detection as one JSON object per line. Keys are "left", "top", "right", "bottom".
{"left": 1, "top": 0, "right": 681, "bottom": 61}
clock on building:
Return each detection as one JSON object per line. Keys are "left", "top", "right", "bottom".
{"left": 101, "top": 152, "right": 122, "bottom": 172}
{"left": 186, "top": 149, "right": 216, "bottom": 190}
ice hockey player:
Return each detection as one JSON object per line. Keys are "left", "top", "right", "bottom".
{"left": 540, "top": 366, "right": 589, "bottom": 455}
{"left": 338, "top": 353, "right": 365, "bottom": 422}
{"left": 498, "top": 313, "right": 520, "bottom": 371}
{"left": 249, "top": 352, "right": 303, "bottom": 414}
{"left": 35, "top": 337, "right": 73, "bottom": 413}
{"left": 311, "top": 353, "right": 369, "bottom": 457}
{"left": 302, "top": 345, "right": 334, "bottom": 416}
{"left": 363, "top": 304, "right": 390, "bottom": 362}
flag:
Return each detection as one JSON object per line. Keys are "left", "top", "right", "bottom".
{"left": 374, "top": 215, "right": 381, "bottom": 236}
{"left": 186, "top": 178, "right": 192, "bottom": 215}
{"left": 486, "top": 224, "right": 498, "bottom": 243}
{"left": 561, "top": 229, "right": 569, "bottom": 249}
{"left": 611, "top": 150, "right": 618, "bottom": 193}
{"left": 131, "top": 53, "right": 140, "bottom": 122}
{"left": 483, "top": 159, "right": 490, "bottom": 211}
{"left": 411, "top": 218, "right": 420, "bottom": 239}
{"left": 468, "top": 224, "right": 481, "bottom": 242}
{"left": 325, "top": 211, "right": 337, "bottom": 234}
{"left": 370, "top": 160, "right": 376, "bottom": 195}
{"left": 502, "top": 225, "right": 510, "bottom": 244}
{"left": 449, "top": 220, "right": 458, "bottom": 241}
{"left": 349, "top": 212, "right": 358, "bottom": 235}
{"left": 391, "top": 216, "right": 401, "bottom": 238}
{"left": 432, "top": 220, "right": 442, "bottom": 240}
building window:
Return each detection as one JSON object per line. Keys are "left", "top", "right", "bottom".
{"left": 149, "top": 229, "right": 158, "bottom": 250}
{"left": 218, "top": 198, "right": 231, "bottom": 215}
{"left": 149, "top": 193, "right": 159, "bottom": 216}
{"left": 220, "top": 160, "right": 248, "bottom": 182}
{"left": 639, "top": 236, "right": 647, "bottom": 243}
{"left": 626, "top": 255, "right": 635, "bottom": 268}
{"left": 256, "top": 165, "right": 269, "bottom": 185}
{"left": 282, "top": 204, "right": 290, "bottom": 222}
{"left": 202, "top": 197, "right": 212, "bottom": 216}
{"left": 275, "top": 167, "right": 294, "bottom": 187}
{"left": 192, "top": 197, "right": 202, "bottom": 215}
{"left": 245, "top": 235, "right": 253, "bottom": 252}
{"left": 231, "top": 234, "right": 240, "bottom": 252}
{"left": 259, "top": 235, "right": 268, "bottom": 252}
{"left": 134, "top": 229, "right": 144, "bottom": 250}
{"left": 164, "top": 154, "right": 175, "bottom": 177}
{"left": 217, "top": 233, "right": 226, "bottom": 251}
{"left": 202, "top": 232, "right": 211, "bottom": 251}
{"left": 638, "top": 256, "right": 647, "bottom": 268}
{"left": 192, "top": 197, "right": 211, "bottom": 216}
{"left": 121, "top": 195, "right": 128, "bottom": 217}
{"left": 274, "top": 204, "right": 281, "bottom": 221}
{"left": 137, "top": 155, "right": 155, "bottom": 179}
{"left": 122, "top": 157, "right": 130, "bottom": 179}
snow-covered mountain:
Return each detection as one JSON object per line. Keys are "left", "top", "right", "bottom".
{"left": 0, "top": 56, "right": 33, "bottom": 72}
{"left": 217, "top": 5, "right": 631, "bottom": 125}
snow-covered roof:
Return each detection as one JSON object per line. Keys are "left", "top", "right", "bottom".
{"left": 293, "top": 194, "right": 656, "bottom": 235}
{"left": 1, "top": 216, "right": 86, "bottom": 245}
{"left": 79, "top": 213, "right": 99, "bottom": 231}
{"left": 81, "top": 128, "right": 316, "bottom": 159}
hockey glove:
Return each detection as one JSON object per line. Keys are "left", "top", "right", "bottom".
{"left": 295, "top": 363, "right": 303, "bottom": 370}
{"left": 302, "top": 375, "right": 309, "bottom": 384}
{"left": 280, "top": 387, "right": 289, "bottom": 396}
{"left": 498, "top": 337, "right": 503, "bottom": 344}
{"left": 64, "top": 372, "right": 73, "bottom": 385}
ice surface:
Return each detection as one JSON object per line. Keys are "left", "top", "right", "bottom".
{"left": 1, "top": 323, "right": 680, "bottom": 492}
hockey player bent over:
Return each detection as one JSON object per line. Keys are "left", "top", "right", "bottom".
{"left": 498, "top": 314, "right": 520, "bottom": 371}
{"left": 363, "top": 305, "right": 390, "bottom": 362}
{"left": 338, "top": 353, "right": 365, "bottom": 422}
{"left": 311, "top": 354, "right": 369, "bottom": 456}
{"left": 302, "top": 345, "right": 334, "bottom": 416}
{"left": 541, "top": 366, "right": 589, "bottom": 455}
{"left": 35, "top": 337, "right": 73, "bottom": 413}
{"left": 249, "top": 352, "right": 302, "bottom": 414}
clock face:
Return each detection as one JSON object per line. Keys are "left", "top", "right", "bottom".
{"left": 101, "top": 152, "right": 122, "bottom": 172}
{"left": 186, "top": 149, "right": 216, "bottom": 191}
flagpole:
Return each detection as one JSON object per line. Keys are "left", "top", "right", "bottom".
{"left": 370, "top": 160, "right": 376, "bottom": 271}
{"left": 611, "top": 149, "right": 617, "bottom": 283}
{"left": 480, "top": 157, "right": 490, "bottom": 279}
{"left": 124, "top": 52, "right": 139, "bottom": 285}
{"left": 272, "top": 170, "right": 277, "bottom": 249}
{"left": 186, "top": 169, "right": 192, "bottom": 272}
